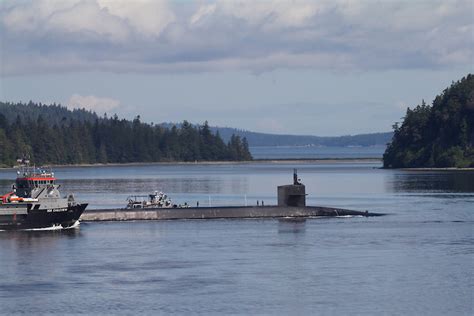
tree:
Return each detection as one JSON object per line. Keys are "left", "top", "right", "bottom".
{"left": 384, "top": 74, "right": 474, "bottom": 168}
{"left": 0, "top": 101, "right": 253, "bottom": 166}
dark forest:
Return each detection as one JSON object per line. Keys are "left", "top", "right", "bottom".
{"left": 384, "top": 74, "right": 474, "bottom": 168}
{"left": 0, "top": 102, "right": 252, "bottom": 166}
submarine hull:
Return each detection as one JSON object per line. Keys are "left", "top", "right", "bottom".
{"left": 80, "top": 205, "right": 383, "bottom": 222}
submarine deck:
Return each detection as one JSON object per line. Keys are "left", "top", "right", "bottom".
{"left": 80, "top": 205, "right": 384, "bottom": 222}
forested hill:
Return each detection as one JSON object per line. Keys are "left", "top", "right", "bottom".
{"left": 160, "top": 123, "right": 392, "bottom": 147}
{"left": 383, "top": 74, "right": 474, "bottom": 168}
{"left": 2, "top": 102, "right": 392, "bottom": 147}
{"left": 210, "top": 128, "right": 392, "bottom": 147}
{"left": 0, "top": 101, "right": 98, "bottom": 124}
{"left": 0, "top": 102, "right": 252, "bottom": 166}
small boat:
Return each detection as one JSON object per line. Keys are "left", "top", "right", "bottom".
{"left": 0, "top": 158, "right": 88, "bottom": 230}
{"left": 126, "top": 191, "right": 189, "bottom": 209}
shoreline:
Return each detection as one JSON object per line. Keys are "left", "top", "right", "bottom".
{"left": 0, "top": 158, "right": 383, "bottom": 170}
{"left": 1, "top": 159, "right": 472, "bottom": 170}
{"left": 399, "top": 167, "right": 474, "bottom": 171}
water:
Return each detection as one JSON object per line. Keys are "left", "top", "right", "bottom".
{"left": 250, "top": 145, "right": 386, "bottom": 159}
{"left": 0, "top": 161, "right": 473, "bottom": 315}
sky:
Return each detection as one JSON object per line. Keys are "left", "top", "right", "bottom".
{"left": 0, "top": 0, "right": 472, "bottom": 136}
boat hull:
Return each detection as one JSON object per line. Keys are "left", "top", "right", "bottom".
{"left": 0, "top": 203, "right": 88, "bottom": 231}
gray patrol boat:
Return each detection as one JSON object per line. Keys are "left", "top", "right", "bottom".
{"left": 0, "top": 158, "right": 87, "bottom": 230}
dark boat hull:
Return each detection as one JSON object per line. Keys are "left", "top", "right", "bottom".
{"left": 0, "top": 203, "right": 88, "bottom": 231}
{"left": 81, "top": 205, "right": 383, "bottom": 221}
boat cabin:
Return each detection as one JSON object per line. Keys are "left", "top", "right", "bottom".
{"left": 14, "top": 164, "right": 57, "bottom": 198}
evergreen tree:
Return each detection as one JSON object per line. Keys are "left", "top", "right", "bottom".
{"left": 384, "top": 74, "right": 474, "bottom": 168}
{"left": 0, "top": 101, "right": 253, "bottom": 166}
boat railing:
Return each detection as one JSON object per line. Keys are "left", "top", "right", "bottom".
{"left": 16, "top": 164, "right": 54, "bottom": 178}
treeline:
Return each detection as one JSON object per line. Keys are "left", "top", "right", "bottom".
{"left": 383, "top": 74, "right": 474, "bottom": 168}
{"left": 163, "top": 122, "right": 393, "bottom": 147}
{"left": 0, "top": 101, "right": 97, "bottom": 124}
{"left": 0, "top": 102, "right": 252, "bottom": 166}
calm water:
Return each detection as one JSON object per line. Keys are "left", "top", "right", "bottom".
{"left": 250, "top": 145, "right": 386, "bottom": 159}
{"left": 0, "top": 161, "right": 473, "bottom": 315}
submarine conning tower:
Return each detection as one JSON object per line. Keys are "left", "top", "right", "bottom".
{"left": 277, "top": 169, "right": 306, "bottom": 207}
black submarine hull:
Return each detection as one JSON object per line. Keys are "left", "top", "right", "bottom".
{"left": 0, "top": 203, "right": 88, "bottom": 231}
{"left": 80, "top": 205, "right": 383, "bottom": 222}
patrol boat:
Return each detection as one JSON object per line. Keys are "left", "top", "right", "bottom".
{"left": 0, "top": 159, "right": 87, "bottom": 230}
{"left": 126, "top": 191, "right": 189, "bottom": 209}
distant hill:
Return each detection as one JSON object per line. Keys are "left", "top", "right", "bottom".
{"left": 383, "top": 74, "right": 474, "bottom": 168}
{"left": 210, "top": 128, "right": 392, "bottom": 147}
{"left": 0, "top": 102, "right": 392, "bottom": 148}
{"left": 160, "top": 123, "right": 393, "bottom": 147}
{"left": 1, "top": 101, "right": 393, "bottom": 164}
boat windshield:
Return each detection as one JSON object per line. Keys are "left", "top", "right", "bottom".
{"left": 16, "top": 180, "right": 29, "bottom": 189}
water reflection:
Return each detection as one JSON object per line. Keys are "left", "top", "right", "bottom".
{"left": 1, "top": 163, "right": 473, "bottom": 315}
{"left": 278, "top": 218, "right": 306, "bottom": 234}
{"left": 2, "top": 163, "right": 473, "bottom": 208}
{"left": 388, "top": 171, "right": 474, "bottom": 193}
{"left": 61, "top": 177, "right": 248, "bottom": 195}
{"left": 0, "top": 227, "right": 82, "bottom": 251}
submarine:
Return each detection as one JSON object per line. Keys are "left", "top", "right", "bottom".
{"left": 80, "top": 169, "right": 383, "bottom": 222}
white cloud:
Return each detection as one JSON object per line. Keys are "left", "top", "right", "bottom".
{"left": 67, "top": 94, "right": 121, "bottom": 113}
{"left": 48, "top": 1, "right": 130, "bottom": 42}
{"left": 189, "top": 3, "right": 216, "bottom": 26}
{"left": 97, "top": 0, "right": 175, "bottom": 38}
{"left": 216, "top": 0, "right": 321, "bottom": 30}
{"left": 1, "top": 0, "right": 472, "bottom": 76}
{"left": 2, "top": 0, "right": 81, "bottom": 33}
{"left": 1, "top": 0, "right": 174, "bottom": 42}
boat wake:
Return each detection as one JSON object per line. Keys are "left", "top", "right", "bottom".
{"left": 31, "top": 220, "right": 81, "bottom": 231}
{"left": 2, "top": 221, "right": 82, "bottom": 232}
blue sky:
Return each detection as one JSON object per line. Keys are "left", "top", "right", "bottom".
{"left": 1, "top": 0, "right": 472, "bottom": 136}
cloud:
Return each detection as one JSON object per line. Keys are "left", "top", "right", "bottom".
{"left": 189, "top": 3, "right": 216, "bottom": 26}
{"left": 212, "top": 0, "right": 321, "bottom": 30}
{"left": 97, "top": 0, "right": 175, "bottom": 38}
{"left": 67, "top": 94, "right": 120, "bottom": 113}
{"left": 1, "top": 0, "right": 472, "bottom": 76}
